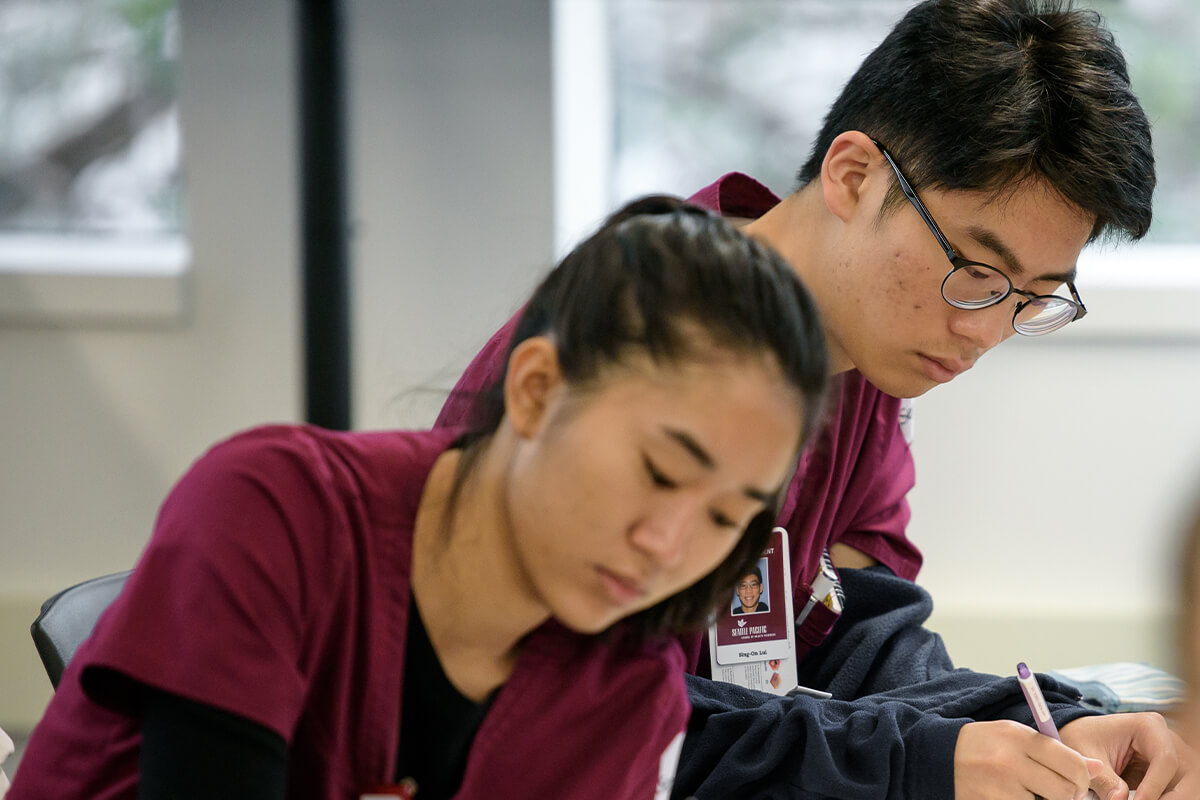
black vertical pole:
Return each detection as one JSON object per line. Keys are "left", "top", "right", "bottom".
{"left": 297, "top": 0, "right": 352, "bottom": 430}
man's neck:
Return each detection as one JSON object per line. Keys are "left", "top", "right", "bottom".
{"left": 740, "top": 188, "right": 854, "bottom": 375}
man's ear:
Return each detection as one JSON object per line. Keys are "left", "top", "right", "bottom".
{"left": 819, "top": 131, "right": 880, "bottom": 224}
{"left": 503, "top": 337, "right": 564, "bottom": 439}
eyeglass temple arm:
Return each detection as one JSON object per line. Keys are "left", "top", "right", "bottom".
{"left": 872, "top": 140, "right": 959, "bottom": 263}
{"left": 1068, "top": 281, "right": 1088, "bottom": 320}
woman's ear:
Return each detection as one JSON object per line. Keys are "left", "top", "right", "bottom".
{"left": 503, "top": 337, "right": 564, "bottom": 439}
{"left": 820, "top": 130, "right": 880, "bottom": 224}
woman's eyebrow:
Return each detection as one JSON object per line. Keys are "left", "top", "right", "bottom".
{"left": 664, "top": 427, "right": 713, "bottom": 468}
{"left": 662, "top": 427, "right": 775, "bottom": 503}
{"left": 742, "top": 486, "right": 776, "bottom": 505}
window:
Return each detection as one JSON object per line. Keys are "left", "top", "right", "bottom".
{"left": 0, "top": 0, "right": 186, "bottom": 325}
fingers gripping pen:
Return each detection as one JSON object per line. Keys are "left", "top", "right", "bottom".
{"left": 1017, "top": 662, "right": 1061, "bottom": 740}
{"left": 1017, "top": 662, "right": 1102, "bottom": 800}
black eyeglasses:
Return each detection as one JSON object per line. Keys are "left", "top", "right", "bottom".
{"left": 872, "top": 139, "right": 1087, "bottom": 336}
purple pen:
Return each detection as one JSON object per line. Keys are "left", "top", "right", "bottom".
{"left": 1016, "top": 662, "right": 1062, "bottom": 741}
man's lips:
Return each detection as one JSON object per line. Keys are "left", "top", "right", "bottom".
{"left": 918, "top": 353, "right": 973, "bottom": 383}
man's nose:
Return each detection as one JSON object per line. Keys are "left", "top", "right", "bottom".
{"left": 947, "top": 302, "right": 1012, "bottom": 352}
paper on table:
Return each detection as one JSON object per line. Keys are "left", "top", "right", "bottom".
{"left": 0, "top": 724, "right": 13, "bottom": 799}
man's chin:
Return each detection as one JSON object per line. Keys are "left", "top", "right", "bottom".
{"left": 859, "top": 369, "right": 940, "bottom": 400}
{"left": 899, "top": 382, "right": 938, "bottom": 399}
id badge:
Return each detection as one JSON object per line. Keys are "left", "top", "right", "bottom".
{"left": 707, "top": 527, "right": 797, "bottom": 695}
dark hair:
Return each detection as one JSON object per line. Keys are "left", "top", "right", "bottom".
{"left": 797, "top": 0, "right": 1155, "bottom": 243}
{"left": 455, "top": 194, "right": 829, "bottom": 639}
{"left": 740, "top": 566, "right": 763, "bottom": 585}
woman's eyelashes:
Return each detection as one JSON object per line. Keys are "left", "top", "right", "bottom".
{"left": 643, "top": 453, "right": 747, "bottom": 530}
{"left": 642, "top": 454, "right": 678, "bottom": 489}
{"left": 709, "top": 509, "right": 737, "bottom": 529}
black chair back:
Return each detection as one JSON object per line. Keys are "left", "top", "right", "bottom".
{"left": 30, "top": 571, "right": 131, "bottom": 688}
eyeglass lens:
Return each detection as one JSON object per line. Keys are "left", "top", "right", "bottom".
{"left": 942, "top": 264, "right": 1078, "bottom": 335}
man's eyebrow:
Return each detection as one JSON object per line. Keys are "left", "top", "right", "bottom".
{"left": 663, "top": 427, "right": 777, "bottom": 504}
{"left": 965, "top": 225, "right": 1077, "bottom": 284}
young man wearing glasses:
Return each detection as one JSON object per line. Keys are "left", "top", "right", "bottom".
{"left": 438, "top": 1, "right": 1191, "bottom": 797}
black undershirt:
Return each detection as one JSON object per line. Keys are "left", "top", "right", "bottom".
{"left": 139, "top": 687, "right": 288, "bottom": 799}
{"left": 136, "top": 598, "right": 492, "bottom": 799}
{"left": 395, "top": 597, "right": 494, "bottom": 799}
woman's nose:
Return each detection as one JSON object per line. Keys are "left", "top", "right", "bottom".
{"left": 628, "top": 504, "right": 692, "bottom": 570}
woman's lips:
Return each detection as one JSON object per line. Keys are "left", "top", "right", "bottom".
{"left": 596, "top": 566, "right": 648, "bottom": 606}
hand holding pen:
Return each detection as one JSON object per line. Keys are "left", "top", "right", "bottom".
{"left": 956, "top": 663, "right": 1191, "bottom": 799}
{"left": 951, "top": 662, "right": 1103, "bottom": 800}
{"left": 1018, "top": 662, "right": 1101, "bottom": 800}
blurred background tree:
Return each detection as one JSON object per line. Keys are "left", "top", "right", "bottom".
{"left": 0, "top": 0, "right": 179, "bottom": 235}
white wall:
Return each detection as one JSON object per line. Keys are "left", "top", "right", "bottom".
{"left": 348, "top": 0, "right": 553, "bottom": 430}
{"left": 914, "top": 325, "right": 1200, "bottom": 676}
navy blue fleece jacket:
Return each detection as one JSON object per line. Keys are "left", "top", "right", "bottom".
{"left": 674, "top": 566, "right": 1097, "bottom": 799}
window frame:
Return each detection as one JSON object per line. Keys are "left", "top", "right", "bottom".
{"left": 0, "top": 235, "right": 188, "bottom": 326}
